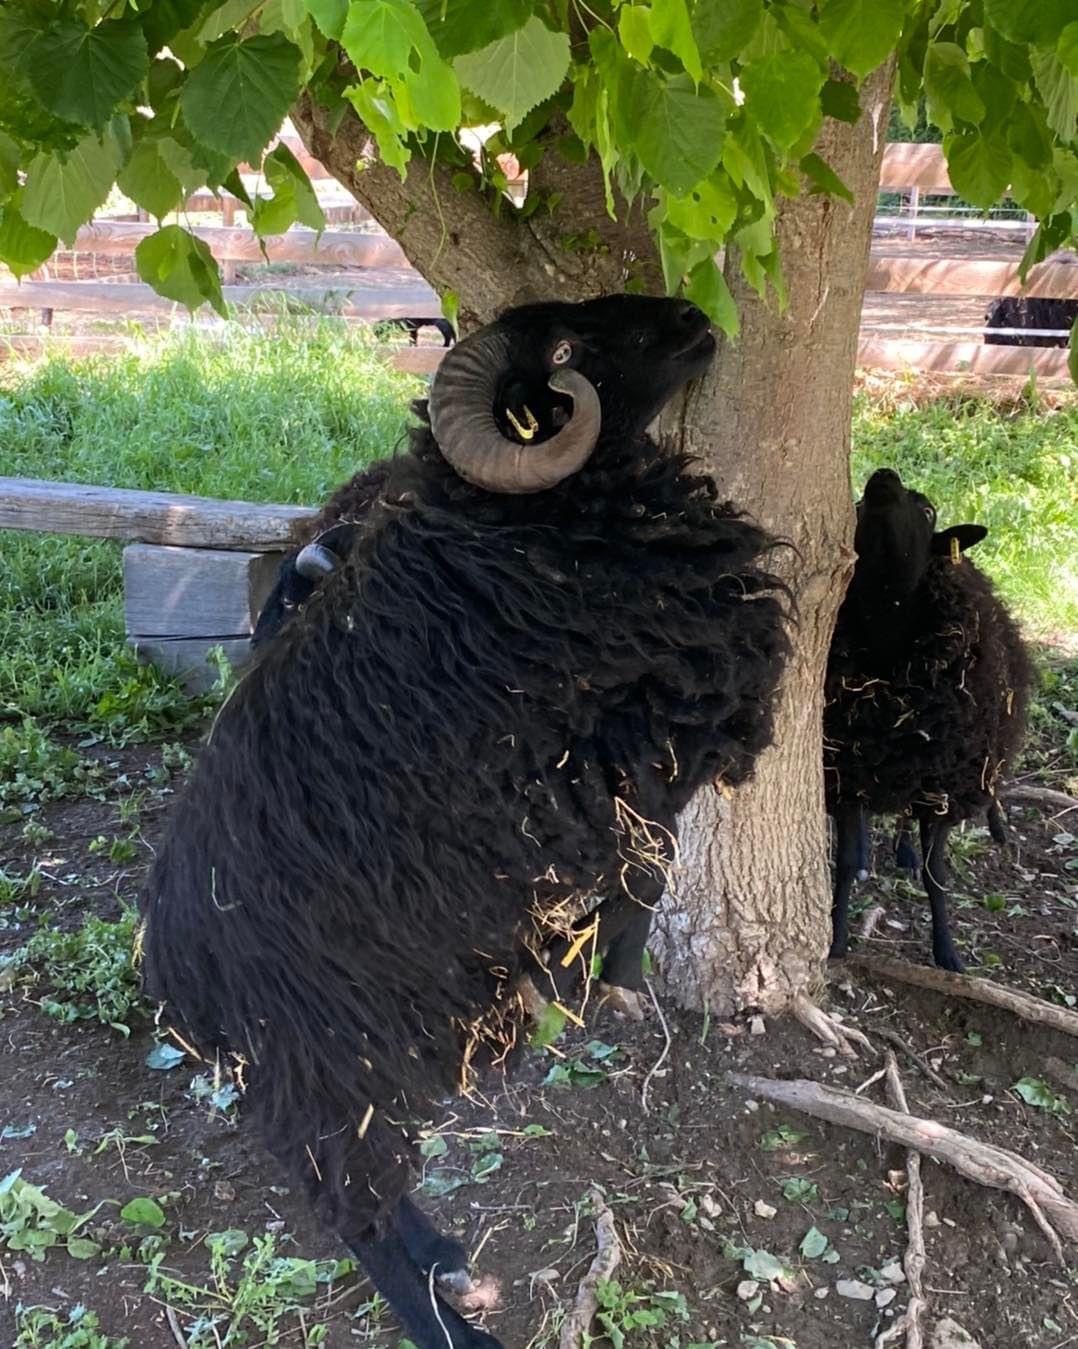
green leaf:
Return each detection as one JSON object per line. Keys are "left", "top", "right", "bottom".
{"left": 393, "top": 62, "right": 462, "bottom": 131}
{"left": 618, "top": 7, "right": 653, "bottom": 66}
{"left": 416, "top": 0, "right": 532, "bottom": 60}
{"left": 529, "top": 1000, "right": 568, "bottom": 1048}
{"left": 1031, "top": 46, "right": 1078, "bottom": 143}
{"left": 419, "top": 1133, "right": 449, "bottom": 1158}
{"left": 145, "top": 1042, "right": 186, "bottom": 1071}
{"left": 21, "top": 132, "right": 119, "bottom": 246}
{"left": 631, "top": 73, "right": 725, "bottom": 193}
{"left": 0, "top": 131, "right": 19, "bottom": 200}
{"left": 684, "top": 257, "right": 738, "bottom": 337}
{"left": 0, "top": 202, "right": 56, "bottom": 278}
{"left": 135, "top": 224, "right": 228, "bottom": 317}
{"left": 799, "top": 1226, "right": 829, "bottom": 1259}
{"left": 742, "top": 1248, "right": 789, "bottom": 1282}
{"left": 304, "top": 0, "right": 347, "bottom": 40}
{"left": 142, "top": 0, "right": 206, "bottom": 54}
{"left": 924, "top": 42, "right": 986, "bottom": 132}
{"left": 820, "top": 78, "right": 861, "bottom": 124}
{"left": 943, "top": 130, "right": 1011, "bottom": 209}
{"left": 117, "top": 140, "right": 184, "bottom": 219}
{"left": 781, "top": 1177, "right": 819, "bottom": 1203}
{"left": 26, "top": 18, "right": 148, "bottom": 130}
{"left": 120, "top": 1196, "right": 166, "bottom": 1228}
{"left": 342, "top": 0, "right": 434, "bottom": 76}
{"left": 663, "top": 174, "right": 738, "bottom": 238}
{"left": 454, "top": 16, "right": 570, "bottom": 132}
{"left": 1060, "top": 23, "right": 1078, "bottom": 78}
{"left": 740, "top": 51, "right": 824, "bottom": 152}
{"left": 817, "top": 0, "right": 905, "bottom": 79}
{"left": 691, "top": 0, "right": 762, "bottom": 63}
{"left": 253, "top": 141, "right": 326, "bottom": 234}
{"left": 1013, "top": 1076, "right": 1070, "bottom": 1114}
{"left": 1069, "top": 323, "right": 1078, "bottom": 387}
{"left": 182, "top": 34, "right": 301, "bottom": 165}
{"left": 420, "top": 1169, "right": 466, "bottom": 1197}
{"left": 983, "top": 0, "right": 1072, "bottom": 47}
{"left": 800, "top": 151, "right": 854, "bottom": 203}
{"left": 344, "top": 80, "right": 409, "bottom": 178}
{"left": 67, "top": 1236, "right": 102, "bottom": 1259}
{"left": 650, "top": 0, "right": 702, "bottom": 82}
{"left": 158, "top": 137, "right": 205, "bottom": 193}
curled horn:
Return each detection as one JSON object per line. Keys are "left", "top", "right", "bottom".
{"left": 427, "top": 324, "right": 601, "bottom": 494}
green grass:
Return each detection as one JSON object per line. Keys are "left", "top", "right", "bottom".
{"left": 0, "top": 321, "right": 419, "bottom": 756}
{"left": 851, "top": 393, "right": 1078, "bottom": 636}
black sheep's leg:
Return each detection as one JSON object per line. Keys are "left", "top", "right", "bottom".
{"left": 894, "top": 819, "right": 919, "bottom": 876}
{"left": 396, "top": 1193, "right": 472, "bottom": 1294}
{"left": 348, "top": 1223, "right": 501, "bottom": 1349}
{"left": 600, "top": 900, "right": 655, "bottom": 992}
{"left": 919, "top": 816, "right": 963, "bottom": 972}
{"left": 829, "top": 802, "right": 863, "bottom": 960}
{"left": 987, "top": 799, "right": 1008, "bottom": 846}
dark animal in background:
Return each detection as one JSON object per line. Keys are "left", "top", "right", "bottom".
{"left": 824, "top": 468, "right": 1032, "bottom": 971}
{"left": 984, "top": 297, "right": 1077, "bottom": 348}
{"left": 141, "top": 295, "right": 790, "bottom": 1349}
{"left": 373, "top": 315, "right": 456, "bottom": 346}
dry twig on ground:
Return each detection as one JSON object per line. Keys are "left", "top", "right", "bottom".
{"left": 846, "top": 955, "right": 1078, "bottom": 1040}
{"left": 874, "top": 1053, "right": 927, "bottom": 1349}
{"left": 558, "top": 1188, "right": 622, "bottom": 1349}
{"left": 727, "top": 1072, "right": 1078, "bottom": 1260}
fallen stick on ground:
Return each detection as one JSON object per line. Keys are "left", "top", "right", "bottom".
{"left": 640, "top": 977, "right": 672, "bottom": 1115}
{"left": 559, "top": 1189, "right": 622, "bottom": 1349}
{"left": 870, "top": 1024, "right": 950, "bottom": 1094}
{"left": 1001, "top": 784, "right": 1078, "bottom": 813}
{"left": 792, "top": 989, "right": 873, "bottom": 1059}
{"left": 727, "top": 1072, "right": 1078, "bottom": 1260}
{"left": 846, "top": 955, "right": 1078, "bottom": 1041}
{"left": 874, "top": 1053, "right": 927, "bottom": 1349}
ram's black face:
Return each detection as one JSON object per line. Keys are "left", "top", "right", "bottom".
{"left": 853, "top": 468, "right": 987, "bottom": 607}
{"left": 493, "top": 295, "right": 715, "bottom": 445}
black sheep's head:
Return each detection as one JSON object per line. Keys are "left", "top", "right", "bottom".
{"left": 426, "top": 294, "right": 715, "bottom": 494}
{"left": 852, "top": 468, "right": 987, "bottom": 606}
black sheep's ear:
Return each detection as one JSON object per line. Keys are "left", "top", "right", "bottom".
{"left": 931, "top": 524, "right": 988, "bottom": 555}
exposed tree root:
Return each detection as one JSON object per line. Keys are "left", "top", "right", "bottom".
{"left": 871, "top": 1024, "right": 950, "bottom": 1094}
{"left": 1001, "top": 784, "right": 1078, "bottom": 813}
{"left": 558, "top": 1189, "right": 622, "bottom": 1349}
{"left": 727, "top": 1072, "right": 1078, "bottom": 1260}
{"left": 846, "top": 955, "right": 1078, "bottom": 1040}
{"left": 874, "top": 1053, "right": 927, "bottom": 1349}
{"left": 640, "top": 977, "right": 672, "bottom": 1114}
{"left": 792, "top": 990, "right": 873, "bottom": 1058}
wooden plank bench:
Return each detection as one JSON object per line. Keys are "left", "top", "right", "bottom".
{"left": 0, "top": 477, "right": 318, "bottom": 691}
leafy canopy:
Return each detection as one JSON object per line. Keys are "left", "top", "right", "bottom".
{"left": 0, "top": 0, "right": 1075, "bottom": 359}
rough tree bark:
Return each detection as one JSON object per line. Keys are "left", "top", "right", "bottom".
{"left": 653, "top": 62, "right": 895, "bottom": 1015}
{"left": 291, "top": 60, "right": 895, "bottom": 1019}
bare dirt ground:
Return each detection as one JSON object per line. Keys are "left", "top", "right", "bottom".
{"left": 1, "top": 674, "right": 1076, "bottom": 1349}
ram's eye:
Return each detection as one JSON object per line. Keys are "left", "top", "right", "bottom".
{"left": 922, "top": 505, "right": 935, "bottom": 520}
{"left": 551, "top": 340, "right": 573, "bottom": 366}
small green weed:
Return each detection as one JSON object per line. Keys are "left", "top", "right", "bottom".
{"left": 143, "top": 1230, "right": 354, "bottom": 1347}
{"left": 11, "top": 909, "right": 142, "bottom": 1033}
{"left": 14, "top": 1303, "right": 128, "bottom": 1349}
{"left": 0, "top": 720, "right": 103, "bottom": 815}
{"left": 586, "top": 1279, "right": 689, "bottom": 1348}
{"left": 0, "top": 1170, "right": 105, "bottom": 1263}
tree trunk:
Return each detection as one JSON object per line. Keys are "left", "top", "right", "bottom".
{"left": 291, "top": 61, "right": 895, "bottom": 1018}
{"left": 653, "top": 63, "right": 895, "bottom": 1016}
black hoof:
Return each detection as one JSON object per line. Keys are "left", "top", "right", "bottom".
{"left": 828, "top": 941, "right": 849, "bottom": 961}
{"left": 436, "top": 1267, "right": 475, "bottom": 1297}
{"left": 933, "top": 946, "right": 965, "bottom": 973}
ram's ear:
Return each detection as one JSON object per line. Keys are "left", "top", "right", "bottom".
{"left": 931, "top": 524, "right": 987, "bottom": 555}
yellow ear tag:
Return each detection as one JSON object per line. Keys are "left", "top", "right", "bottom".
{"left": 505, "top": 405, "right": 539, "bottom": 441}
{"left": 950, "top": 536, "right": 960, "bottom": 565}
